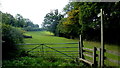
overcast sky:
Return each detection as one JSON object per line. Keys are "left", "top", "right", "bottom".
{"left": 1, "top": 0, "right": 69, "bottom": 27}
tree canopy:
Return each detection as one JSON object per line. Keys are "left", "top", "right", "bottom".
{"left": 1, "top": 12, "right": 40, "bottom": 31}
{"left": 42, "top": 2, "right": 120, "bottom": 44}
{"left": 42, "top": 9, "right": 63, "bottom": 35}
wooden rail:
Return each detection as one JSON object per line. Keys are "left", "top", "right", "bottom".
{"left": 83, "top": 47, "right": 93, "bottom": 51}
{"left": 78, "top": 58, "right": 93, "bottom": 66}
{"left": 21, "top": 47, "right": 78, "bottom": 49}
{"left": 18, "top": 42, "right": 120, "bottom": 67}
{"left": 44, "top": 45, "right": 74, "bottom": 59}
{"left": 106, "top": 50, "right": 120, "bottom": 56}
{"left": 106, "top": 58, "right": 120, "bottom": 64}
{"left": 83, "top": 53, "right": 93, "bottom": 58}
{"left": 83, "top": 50, "right": 93, "bottom": 54}
{"left": 30, "top": 51, "right": 78, "bottom": 52}
{"left": 80, "top": 46, "right": 120, "bottom": 67}
{"left": 17, "top": 43, "right": 78, "bottom": 45}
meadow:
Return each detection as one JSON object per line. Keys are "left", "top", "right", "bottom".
{"left": 22, "top": 31, "right": 120, "bottom": 66}
{"left": 3, "top": 31, "right": 119, "bottom": 67}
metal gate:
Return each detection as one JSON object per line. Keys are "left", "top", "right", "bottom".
{"left": 18, "top": 43, "right": 79, "bottom": 60}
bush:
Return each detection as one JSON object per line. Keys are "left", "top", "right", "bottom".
{"left": 2, "top": 24, "right": 24, "bottom": 59}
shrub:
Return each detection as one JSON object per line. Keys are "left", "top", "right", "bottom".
{"left": 2, "top": 24, "right": 24, "bottom": 59}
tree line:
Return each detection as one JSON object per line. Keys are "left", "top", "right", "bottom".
{"left": 1, "top": 11, "right": 43, "bottom": 31}
{"left": 42, "top": 2, "right": 120, "bottom": 45}
{"left": 1, "top": 11, "right": 41, "bottom": 59}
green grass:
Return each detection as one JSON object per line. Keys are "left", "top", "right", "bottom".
{"left": 22, "top": 31, "right": 79, "bottom": 59}
{"left": 21, "top": 31, "right": 120, "bottom": 66}
{"left": 24, "top": 31, "right": 78, "bottom": 43}
{"left": 2, "top": 56, "right": 87, "bottom": 67}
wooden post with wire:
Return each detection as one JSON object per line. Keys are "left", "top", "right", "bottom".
{"left": 101, "top": 8, "right": 104, "bottom": 67}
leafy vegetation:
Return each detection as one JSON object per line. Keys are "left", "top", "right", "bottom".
{"left": 42, "top": 9, "right": 63, "bottom": 36}
{"left": 1, "top": 10, "right": 43, "bottom": 60}
{"left": 1, "top": 1, "right": 120, "bottom": 67}
{"left": 2, "top": 56, "right": 89, "bottom": 67}
{"left": 1, "top": 11, "right": 41, "bottom": 31}
{"left": 42, "top": 2, "right": 120, "bottom": 44}
{"left": 2, "top": 24, "right": 24, "bottom": 59}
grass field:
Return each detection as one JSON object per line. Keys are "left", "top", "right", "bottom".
{"left": 22, "top": 31, "right": 79, "bottom": 59}
{"left": 21, "top": 31, "right": 120, "bottom": 66}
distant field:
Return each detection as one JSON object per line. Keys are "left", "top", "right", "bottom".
{"left": 24, "top": 31, "right": 78, "bottom": 43}
{"left": 22, "top": 31, "right": 120, "bottom": 66}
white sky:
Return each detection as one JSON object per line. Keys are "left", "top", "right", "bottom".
{"left": 0, "top": 0, "right": 69, "bottom": 27}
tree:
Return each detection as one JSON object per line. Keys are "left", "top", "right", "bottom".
{"left": 2, "top": 24, "right": 24, "bottom": 59}
{"left": 42, "top": 9, "right": 63, "bottom": 35}
{"left": 57, "top": 2, "right": 120, "bottom": 44}
{"left": 34, "top": 24, "right": 39, "bottom": 28}
{"left": 24, "top": 18, "right": 34, "bottom": 27}
{"left": 57, "top": 9, "right": 80, "bottom": 38}
{"left": 15, "top": 14, "right": 26, "bottom": 27}
{"left": 1, "top": 11, "right": 40, "bottom": 31}
{"left": 2, "top": 12, "right": 17, "bottom": 26}
{"left": 76, "top": 2, "right": 120, "bottom": 43}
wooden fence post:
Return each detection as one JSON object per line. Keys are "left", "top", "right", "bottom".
{"left": 78, "top": 41, "right": 81, "bottom": 58}
{"left": 42, "top": 45, "right": 44, "bottom": 56}
{"left": 98, "top": 48, "right": 101, "bottom": 67}
{"left": 80, "top": 35, "right": 83, "bottom": 59}
{"left": 101, "top": 8, "right": 104, "bottom": 67}
{"left": 93, "top": 47, "right": 97, "bottom": 67}
{"left": 39, "top": 45, "right": 41, "bottom": 54}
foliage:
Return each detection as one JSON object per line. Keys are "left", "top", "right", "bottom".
{"left": 1, "top": 12, "right": 40, "bottom": 29}
{"left": 23, "top": 26, "right": 43, "bottom": 31}
{"left": 42, "top": 9, "right": 63, "bottom": 36}
{"left": 2, "top": 56, "right": 89, "bottom": 67}
{"left": 2, "top": 24, "right": 24, "bottom": 59}
{"left": 57, "top": 2, "right": 120, "bottom": 44}
{"left": 57, "top": 9, "right": 80, "bottom": 38}
{"left": 2, "top": 12, "right": 17, "bottom": 26}
{"left": 77, "top": 2, "right": 120, "bottom": 44}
